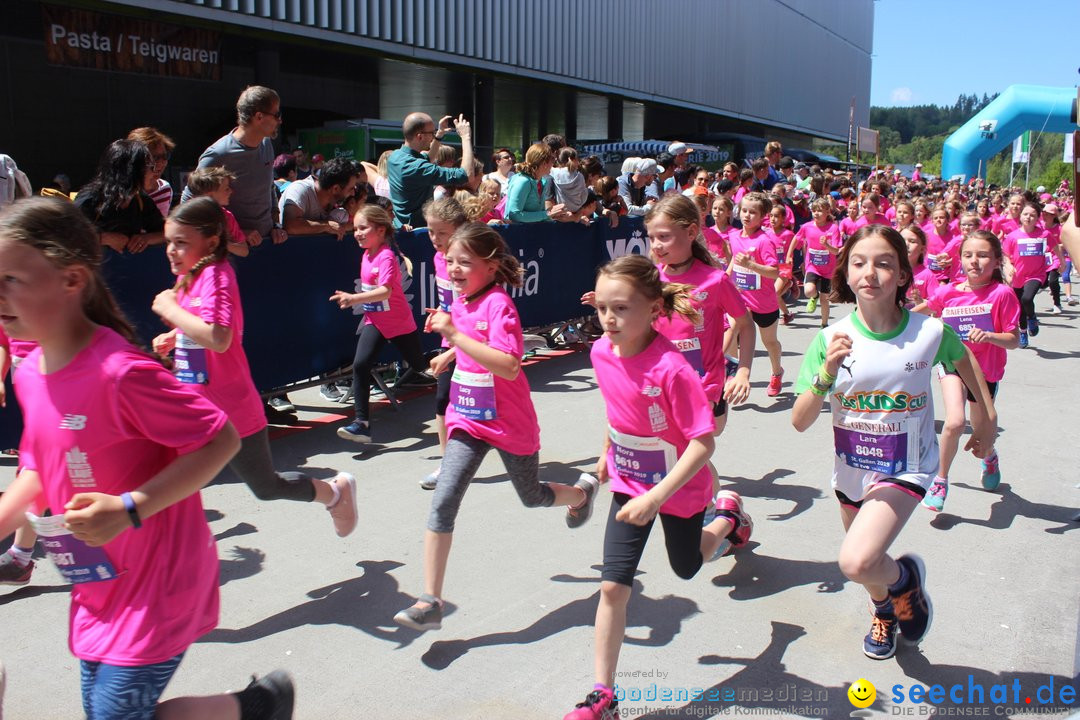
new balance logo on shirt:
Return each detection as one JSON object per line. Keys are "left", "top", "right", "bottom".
{"left": 59, "top": 415, "right": 87, "bottom": 430}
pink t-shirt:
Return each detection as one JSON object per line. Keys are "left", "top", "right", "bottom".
{"left": 655, "top": 260, "right": 747, "bottom": 404}
{"left": 16, "top": 327, "right": 226, "bottom": 665}
{"left": 885, "top": 206, "right": 897, "bottom": 224}
{"left": 840, "top": 217, "right": 859, "bottom": 239}
{"left": 432, "top": 251, "right": 456, "bottom": 348}
{"left": 727, "top": 229, "right": 779, "bottom": 313}
{"left": 361, "top": 245, "right": 417, "bottom": 338}
{"left": 445, "top": 286, "right": 540, "bottom": 456}
{"left": 1004, "top": 227, "right": 1056, "bottom": 288}
{"left": 795, "top": 221, "right": 841, "bottom": 278}
{"left": 702, "top": 225, "right": 732, "bottom": 259}
{"left": 176, "top": 260, "right": 266, "bottom": 438}
{"left": 590, "top": 334, "right": 714, "bottom": 518}
{"left": 223, "top": 208, "right": 246, "bottom": 247}
{"left": 770, "top": 228, "right": 795, "bottom": 258}
{"left": 927, "top": 281, "right": 1019, "bottom": 382}
{"left": 1044, "top": 226, "right": 1062, "bottom": 272}
{"left": 925, "top": 230, "right": 959, "bottom": 283}
{"left": 978, "top": 216, "right": 995, "bottom": 231}
{"left": 854, "top": 213, "right": 887, "bottom": 230}
{"left": 995, "top": 216, "right": 1020, "bottom": 237}
{"left": 908, "top": 264, "right": 938, "bottom": 305}
{"left": 0, "top": 325, "right": 37, "bottom": 370}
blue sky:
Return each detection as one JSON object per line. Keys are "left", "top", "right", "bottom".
{"left": 871, "top": 0, "right": 1080, "bottom": 107}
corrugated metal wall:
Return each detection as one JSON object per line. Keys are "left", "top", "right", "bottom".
{"left": 139, "top": 0, "right": 873, "bottom": 139}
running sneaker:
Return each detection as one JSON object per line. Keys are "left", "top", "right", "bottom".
{"left": 1028, "top": 316, "right": 1040, "bottom": 336}
{"left": 806, "top": 296, "right": 818, "bottom": 313}
{"left": 337, "top": 420, "right": 372, "bottom": 443}
{"left": 327, "top": 472, "right": 358, "bottom": 537}
{"left": 707, "top": 490, "right": 753, "bottom": 561}
{"left": 268, "top": 395, "right": 296, "bottom": 414}
{"left": 1068, "top": 296, "right": 1079, "bottom": 306}
{"left": 238, "top": 670, "right": 294, "bottom": 720}
{"left": 1047, "top": 305, "right": 1063, "bottom": 315}
{"left": 319, "top": 383, "right": 344, "bottom": 402}
{"left": 0, "top": 552, "right": 33, "bottom": 586}
{"left": 394, "top": 594, "right": 443, "bottom": 631}
{"left": 566, "top": 473, "right": 599, "bottom": 529}
{"left": 1018, "top": 330, "right": 1028, "bottom": 348}
{"left": 781, "top": 311, "right": 794, "bottom": 326}
{"left": 921, "top": 477, "right": 948, "bottom": 512}
{"left": 889, "top": 554, "right": 932, "bottom": 644}
{"left": 724, "top": 356, "right": 739, "bottom": 379}
{"left": 980, "top": 454, "right": 1001, "bottom": 491}
{"left": 863, "top": 612, "right": 898, "bottom": 660}
{"left": 767, "top": 372, "right": 784, "bottom": 397}
{"left": 420, "top": 467, "right": 440, "bottom": 490}
{"left": 564, "top": 686, "right": 618, "bottom": 720}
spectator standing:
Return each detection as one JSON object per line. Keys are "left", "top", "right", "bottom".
{"left": 387, "top": 112, "right": 473, "bottom": 228}
{"left": 763, "top": 141, "right": 784, "bottom": 191}
{"left": 484, "top": 148, "right": 517, "bottom": 196}
{"left": 0, "top": 154, "right": 32, "bottom": 212}
{"left": 127, "top": 127, "right": 175, "bottom": 217}
{"left": 181, "top": 85, "right": 286, "bottom": 245}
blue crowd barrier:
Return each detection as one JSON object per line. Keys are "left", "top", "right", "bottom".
{"left": 0, "top": 216, "right": 648, "bottom": 449}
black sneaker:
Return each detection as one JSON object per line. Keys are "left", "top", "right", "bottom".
{"left": 238, "top": 670, "right": 294, "bottom": 720}
{"left": 267, "top": 395, "right": 295, "bottom": 414}
{"left": 863, "top": 612, "right": 898, "bottom": 660}
{"left": 396, "top": 368, "right": 438, "bottom": 387}
{"left": 889, "top": 554, "right": 932, "bottom": 643}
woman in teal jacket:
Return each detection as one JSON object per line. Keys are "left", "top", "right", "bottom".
{"left": 506, "top": 143, "right": 568, "bottom": 223}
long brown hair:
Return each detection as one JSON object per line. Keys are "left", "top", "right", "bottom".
{"left": 355, "top": 204, "right": 413, "bottom": 276}
{"left": 0, "top": 197, "right": 139, "bottom": 346}
{"left": 961, "top": 230, "right": 1005, "bottom": 284}
{"left": 169, "top": 198, "right": 229, "bottom": 292}
{"left": 831, "top": 225, "right": 912, "bottom": 306}
{"left": 644, "top": 194, "right": 718, "bottom": 267}
{"left": 447, "top": 223, "right": 523, "bottom": 287}
{"left": 597, "top": 254, "right": 701, "bottom": 326}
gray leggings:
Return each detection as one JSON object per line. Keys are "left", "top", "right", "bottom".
{"left": 428, "top": 431, "right": 555, "bottom": 533}
{"left": 226, "top": 428, "right": 316, "bottom": 502}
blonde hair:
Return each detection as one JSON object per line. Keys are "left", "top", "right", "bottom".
{"left": 423, "top": 196, "right": 468, "bottom": 227}
{"left": 187, "top": 166, "right": 236, "bottom": 196}
{"left": 597, "top": 254, "right": 701, "bottom": 326}
{"left": 516, "top": 143, "right": 554, "bottom": 179}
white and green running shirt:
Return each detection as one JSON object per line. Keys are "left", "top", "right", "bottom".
{"left": 795, "top": 309, "right": 966, "bottom": 502}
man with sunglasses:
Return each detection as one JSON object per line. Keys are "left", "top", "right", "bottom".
{"left": 182, "top": 85, "right": 287, "bottom": 246}
{"left": 387, "top": 111, "right": 473, "bottom": 228}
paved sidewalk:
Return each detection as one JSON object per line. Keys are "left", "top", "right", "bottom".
{"left": 1, "top": 304, "right": 1077, "bottom": 719}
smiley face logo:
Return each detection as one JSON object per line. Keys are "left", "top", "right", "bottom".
{"left": 848, "top": 678, "right": 876, "bottom": 708}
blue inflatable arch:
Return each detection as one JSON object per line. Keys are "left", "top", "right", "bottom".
{"left": 941, "top": 85, "right": 1078, "bottom": 181}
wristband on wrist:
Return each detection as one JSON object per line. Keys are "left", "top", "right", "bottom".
{"left": 121, "top": 492, "right": 142, "bottom": 529}
{"left": 819, "top": 369, "right": 837, "bottom": 385}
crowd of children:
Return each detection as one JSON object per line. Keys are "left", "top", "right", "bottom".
{"left": 0, "top": 136, "right": 1075, "bottom": 720}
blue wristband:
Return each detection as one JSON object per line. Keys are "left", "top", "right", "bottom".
{"left": 121, "top": 492, "right": 142, "bottom": 529}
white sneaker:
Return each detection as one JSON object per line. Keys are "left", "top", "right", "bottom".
{"left": 1047, "top": 305, "right": 1062, "bottom": 315}
{"left": 420, "top": 467, "right": 440, "bottom": 490}
{"left": 327, "top": 473, "right": 358, "bottom": 537}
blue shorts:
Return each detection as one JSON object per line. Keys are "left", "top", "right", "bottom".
{"left": 80, "top": 653, "right": 184, "bottom": 720}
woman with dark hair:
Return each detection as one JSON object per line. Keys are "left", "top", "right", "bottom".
{"left": 483, "top": 147, "right": 517, "bottom": 196}
{"left": 75, "top": 139, "right": 165, "bottom": 253}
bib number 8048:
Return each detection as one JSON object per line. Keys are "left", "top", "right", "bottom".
{"left": 855, "top": 444, "right": 885, "bottom": 459}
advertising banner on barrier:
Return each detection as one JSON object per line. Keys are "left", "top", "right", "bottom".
{"left": 0, "top": 218, "right": 648, "bottom": 447}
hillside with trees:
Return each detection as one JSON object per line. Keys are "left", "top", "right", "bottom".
{"left": 865, "top": 93, "right": 1071, "bottom": 189}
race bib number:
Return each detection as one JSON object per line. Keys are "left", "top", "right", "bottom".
{"left": 940, "top": 304, "right": 994, "bottom": 341}
{"left": 450, "top": 368, "right": 497, "bottom": 420}
{"left": 1045, "top": 252, "right": 1055, "bottom": 268}
{"left": 672, "top": 337, "right": 705, "bottom": 377}
{"left": 361, "top": 283, "right": 390, "bottom": 312}
{"left": 833, "top": 418, "right": 917, "bottom": 476}
{"left": 608, "top": 427, "right": 676, "bottom": 485}
{"left": 732, "top": 267, "right": 761, "bottom": 291}
{"left": 435, "top": 276, "right": 456, "bottom": 312}
{"left": 174, "top": 331, "right": 209, "bottom": 384}
{"left": 927, "top": 256, "right": 943, "bottom": 272}
{"left": 1018, "top": 239, "right": 1045, "bottom": 258}
{"left": 807, "top": 248, "right": 830, "bottom": 267}
{"left": 26, "top": 512, "right": 119, "bottom": 585}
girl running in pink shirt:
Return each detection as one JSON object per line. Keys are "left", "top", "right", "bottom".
{"left": 893, "top": 200, "right": 916, "bottom": 234}
{"left": 703, "top": 195, "right": 735, "bottom": 265}
{"left": 0, "top": 198, "right": 294, "bottom": 720}
{"left": 330, "top": 205, "right": 431, "bottom": 444}
{"left": 902, "top": 226, "right": 937, "bottom": 307}
{"left": 840, "top": 201, "right": 860, "bottom": 240}
{"left": 152, "top": 198, "right": 357, "bottom": 536}
{"left": 394, "top": 224, "right": 596, "bottom": 633}
{"left": 420, "top": 197, "right": 469, "bottom": 489}
{"left": 768, "top": 205, "right": 797, "bottom": 322}
{"left": 1003, "top": 202, "right": 1062, "bottom": 346}
{"left": 728, "top": 193, "right": 784, "bottom": 397}
{"left": 790, "top": 198, "right": 842, "bottom": 327}
{"left": 926, "top": 207, "right": 960, "bottom": 284}
{"left": 920, "top": 230, "right": 1019, "bottom": 511}
{"left": 563, "top": 254, "right": 752, "bottom": 720}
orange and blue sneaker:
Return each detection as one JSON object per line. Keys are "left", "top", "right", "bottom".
{"left": 564, "top": 685, "right": 618, "bottom": 720}
{"left": 863, "top": 611, "right": 898, "bottom": 660}
{"left": 889, "top": 554, "right": 932, "bottom": 644}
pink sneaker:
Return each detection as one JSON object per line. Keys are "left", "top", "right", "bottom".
{"left": 714, "top": 490, "right": 753, "bottom": 549}
{"left": 564, "top": 686, "right": 618, "bottom": 720}
{"left": 767, "top": 371, "right": 784, "bottom": 397}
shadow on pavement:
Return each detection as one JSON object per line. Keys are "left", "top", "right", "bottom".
{"left": 930, "top": 483, "right": 1079, "bottom": 534}
{"left": 710, "top": 544, "right": 847, "bottom": 599}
